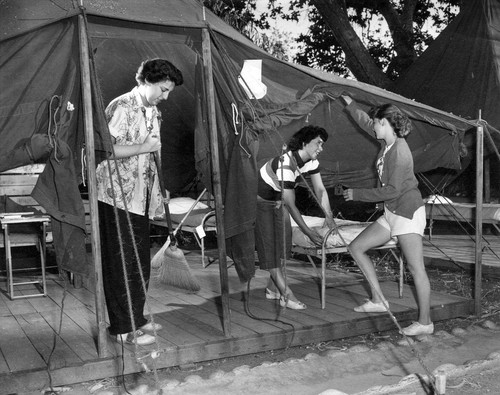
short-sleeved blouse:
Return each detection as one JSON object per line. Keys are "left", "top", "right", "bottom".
{"left": 96, "top": 86, "right": 164, "bottom": 218}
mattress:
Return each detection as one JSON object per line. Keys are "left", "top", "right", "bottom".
{"left": 291, "top": 215, "right": 396, "bottom": 249}
{"left": 425, "top": 196, "right": 500, "bottom": 223}
{"left": 170, "top": 209, "right": 216, "bottom": 228}
{"left": 153, "top": 197, "right": 216, "bottom": 228}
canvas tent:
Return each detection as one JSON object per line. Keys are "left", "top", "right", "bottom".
{"left": 393, "top": 0, "right": 500, "bottom": 133}
{"left": 0, "top": 0, "right": 478, "bottom": 344}
{"left": 392, "top": 0, "right": 500, "bottom": 192}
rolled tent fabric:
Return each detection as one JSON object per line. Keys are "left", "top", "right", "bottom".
{"left": 0, "top": 19, "right": 81, "bottom": 171}
{"left": 32, "top": 140, "right": 89, "bottom": 278}
{"left": 0, "top": 16, "right": 91, "bottom": 279}
{"left": 0, "top": 134, "right": 53, "bottom": 172}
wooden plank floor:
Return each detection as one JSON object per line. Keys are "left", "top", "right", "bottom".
{"left": 423, "top": 234, "right": 500, "bottom": 269}
{"left": 0, "top": 250, "right": 473, "bottom": 392}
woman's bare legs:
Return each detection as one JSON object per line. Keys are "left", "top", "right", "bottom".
{"left": 267, "top": 267, "right": 301, "bottom": 303}
{"left": 398, "top": 233, "right": 431, "bottom": 324}
{"left": 349, "top": 222, "right": 392, "bottom": 303}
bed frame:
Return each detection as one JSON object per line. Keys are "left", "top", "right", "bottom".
{"left": 426, "top": 202, "right": 500, "bottom": 238}
{"left": 150, "top": 191, "right": 217, "bottom": 267}
{"left": 292, "top": 226, "right": 404, "bottom": 309}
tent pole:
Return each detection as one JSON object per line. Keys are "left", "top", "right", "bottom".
{"left": 484, "top": 158, "right": 490, "bottom": 203}
{"left": 78, "top": 14, "right": 110, "bottom": 357}
{"left": 202, "top": 28, "right": 232, "bottom": 336}
{"left": 474, "top": 114, "right": 484, "bottom": 317}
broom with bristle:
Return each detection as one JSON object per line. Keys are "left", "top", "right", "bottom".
{"left": 152, "top": 151, "right": 201, "bottom": 292}
{"left": 151, "top": 187, "right": 207, "bottom": 269}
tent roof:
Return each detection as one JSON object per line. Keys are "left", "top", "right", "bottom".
{"left": 0, "top": 0, "right": 478, "bottom": 127}
{"left": 0, "top": 0, "right": 252, "bottom": 44}
{"left": 0, "top": 0, "right": 478, "bottom": 183}
{"left": 392, "top": 0, "right": 500, "bottom": 131}
{"left": 0, "top": 0, "right": 479, "bottom": 131}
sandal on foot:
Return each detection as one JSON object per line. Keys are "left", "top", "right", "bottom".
{"left": 116, "top": 330, "right": 155, "bottom": 346}
{"left": 400, "top": 321, "right": 434, "bottom": 336}
{"left": 265, "top": 288, "right": 281, "bottom": 300}
{"left": 354, "top": 299, "right": 388, "bottom": 313}
{"left": 140, "top": 321, "right": 163, "bottom": 332}
{"left": 280, "top": 296, "right": 306, "bottom": 310}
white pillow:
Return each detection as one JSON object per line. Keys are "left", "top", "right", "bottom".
{"left": 168, "top": 197, "right": 209, "bottom": 215}
{"left": 426, "top": 195, "right": 453, "bottom": 204}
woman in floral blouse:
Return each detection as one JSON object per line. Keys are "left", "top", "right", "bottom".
{"left": 96, "top": 59, "right": 183, "bottom": 346}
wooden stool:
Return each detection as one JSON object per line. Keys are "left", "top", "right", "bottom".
{"left": 0, "top": 213, "right": 50, "bottom": 300}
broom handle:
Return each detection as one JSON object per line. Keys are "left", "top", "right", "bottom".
{"left": 172, "top": 187, "right": 208, "bottom": 237}
{"left": 153, "top": 151, "right": 175, "bottom": 241}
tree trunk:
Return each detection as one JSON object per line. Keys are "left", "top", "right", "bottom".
{"left": 311, "top": 0, "right": 391, "bottom": 88}
{"left": 376, "top": 0, "right": 418, "bottom": 76}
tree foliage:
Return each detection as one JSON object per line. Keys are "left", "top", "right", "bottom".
{"left": 204, "top": 0, "right": 462, "bottom": 89}
{"left": 292, "top": 0, "right": 462, "bottom": 87}
{"left": 202, "top": 0, "right": 260, "bottom": 35}
{"left": 202, "top": 0, "right": 293, "bottom": 60}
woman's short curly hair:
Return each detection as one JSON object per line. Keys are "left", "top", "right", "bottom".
{"left": 135, "top": 58, "right": 184, "bottom": 86}
{"left": 287, "top": 125, "right": 329, "bottom": 151}
{"left": 369, "top": 103, "right": 412, "bottom": 138}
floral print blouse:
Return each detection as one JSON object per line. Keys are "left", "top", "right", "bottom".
{"left": 96, "top": 86, "right": 164, "bottom": 218}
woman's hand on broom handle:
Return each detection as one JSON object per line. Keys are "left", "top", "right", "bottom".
{"left": 153, "top": 150, "right": 176, "bottom": 241}
{"left": 153, "top": 151, "right": 169, "bottom": 200}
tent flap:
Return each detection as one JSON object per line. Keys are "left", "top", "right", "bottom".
{"left": 392, "top": 0, "right": 500, "bottom": 157}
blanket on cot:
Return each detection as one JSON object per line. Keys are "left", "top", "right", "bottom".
{"left": 162, "top": 197, "right": 216, "bottom": 228}
{"left": 291, "top": 215, "right": 397, "bottom": 249}
{"left": 425, "top": 196, "right": 500, "bottom": 223}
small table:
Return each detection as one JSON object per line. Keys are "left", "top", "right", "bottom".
{"left": 0, "top": 213, "right": 50, "bottom": 299}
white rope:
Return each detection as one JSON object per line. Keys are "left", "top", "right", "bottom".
{"left": 231, "top": 103, "right": 240, "bottom": 135}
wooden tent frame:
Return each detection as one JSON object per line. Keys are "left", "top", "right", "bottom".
{"left": 474, "top": 117, "right": 484, "bottom": 316}
{"left": 78, "top": 14, "right": 232, "bottom": 357}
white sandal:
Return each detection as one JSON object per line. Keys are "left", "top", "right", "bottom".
{"left": 353, "top": 299, "right": 388, "bottom": 313}
{"left": 265, "top": 288, "right": 281, "bottom": 300}
{"left": 280, "top": 296, "right": 306, "bottom": 310}
{"left": 140, "top": 321, "right": 163, "bottom": 332}
{"left": 116, "top": 329, "right": 155, "bottom": 345}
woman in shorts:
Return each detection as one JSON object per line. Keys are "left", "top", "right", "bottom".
{"left": 341, "top": 95, "right": 433, "bottom": 336}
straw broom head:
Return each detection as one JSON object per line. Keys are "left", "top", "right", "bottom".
{"left": 158, "top": 244, "right": 201, "bottom": 292}
{"left": 151, "top": 236, "right": 170, "bottom": 269}
{"left": 151, "top": 151, "right": 201, "bottom": 292}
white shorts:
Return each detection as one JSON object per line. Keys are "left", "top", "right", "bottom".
{"left": 376, "top": 205, "right": 426, "bottom": 237}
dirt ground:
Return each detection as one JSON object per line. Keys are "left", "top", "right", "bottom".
{"left": 35, "top": 254, "right": 500, "bottom": 395}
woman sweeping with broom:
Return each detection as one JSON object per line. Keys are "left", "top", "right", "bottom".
{"left": 96, "top": 59, "right": 183, "bottom": 346}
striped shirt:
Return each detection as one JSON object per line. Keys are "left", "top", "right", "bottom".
{"left": 258, "top": 150, "right": 320, "bottom": 201}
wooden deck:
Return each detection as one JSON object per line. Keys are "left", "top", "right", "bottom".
{"left": 0, "top": 249, "right": 473, "bottom": 393}
{"left": 423, "top": 234, "right": 500, "bottom": 274}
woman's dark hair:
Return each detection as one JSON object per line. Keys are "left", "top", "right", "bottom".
{"left": 369, "top": 103, "right": 411, "bottom": 138}
{"left": 287, "top": 125, "right": 328, "bottom": 151}
{"left": 136, "top": 58, "right": 184, "bottom": 86}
